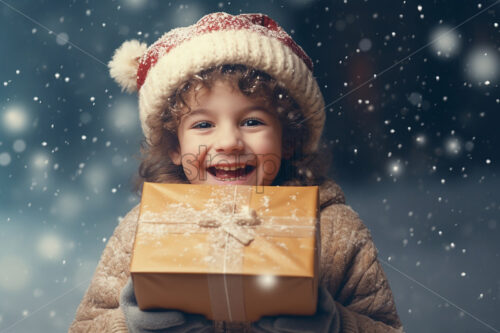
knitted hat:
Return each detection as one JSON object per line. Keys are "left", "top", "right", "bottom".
{"left": 108, "top": 12, "right": 325, "bottom": 154}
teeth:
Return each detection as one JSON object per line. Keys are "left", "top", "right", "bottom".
{"left": 210, "top": 165, "right": 254, "bottom": 181}
{"left": 215, "top": 176, "right": 244, "bottom": 181}
{"left": 215, "top": 165, "right": 245, "bottom": 171}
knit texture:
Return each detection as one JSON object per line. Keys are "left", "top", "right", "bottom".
{"left": 68, "top": 178, "right": 404, "bottom": 332}
{"left": 108, "top": 12, "right": 325, "bottom": 155}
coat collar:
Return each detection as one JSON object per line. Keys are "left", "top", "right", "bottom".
{"left": 318, "top": 178, "right": 346, "bottom": 209}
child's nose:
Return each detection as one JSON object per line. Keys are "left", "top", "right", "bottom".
{"left": 214, "top": 128, "right": 244, "bottom": 153}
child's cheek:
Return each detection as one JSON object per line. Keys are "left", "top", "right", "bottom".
{"left": 178, "top": 142, "right": 206, "bottom": 183}
{"left": 254, "top": 130, "right": 281, "bottom": 151}
{"left": 180, "top": 154, "right": 200, "bottom": 182}
{"left": 262, "top": 158, "right": 280, "bottom": 176}
{"left": 261, "top": 153, "right": 281, "bottom": 183}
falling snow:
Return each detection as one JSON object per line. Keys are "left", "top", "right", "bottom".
{"left": 0, "top": 2, "right": 499, "bottom": 333}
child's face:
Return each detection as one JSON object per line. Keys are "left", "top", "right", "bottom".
{"left": 169, "top": 80, "right": 283, "bottom": 186}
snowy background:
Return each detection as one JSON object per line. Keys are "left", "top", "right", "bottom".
{"left": 1, "top": 0, "right": 499, "bottom": 332}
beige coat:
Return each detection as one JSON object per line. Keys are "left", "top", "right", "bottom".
{"left": 69, "top": 179, "right": 404, "bottom": 332}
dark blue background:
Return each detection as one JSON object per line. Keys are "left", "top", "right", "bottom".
{"left": 1, "top": 1, "right": 499, "bottom": 332}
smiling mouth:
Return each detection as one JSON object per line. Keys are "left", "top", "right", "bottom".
{"left": 207, "top": 165, "right": 256, "bottom": 181}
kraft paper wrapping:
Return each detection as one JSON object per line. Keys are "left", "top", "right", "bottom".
{"left": 130, "top": 182, "right": 320, "bottom": 322}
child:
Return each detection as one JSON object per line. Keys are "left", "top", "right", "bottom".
{"left": 69, "top": 12, "right": 403, "bottom": 333}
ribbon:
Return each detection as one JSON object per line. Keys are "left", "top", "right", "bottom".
{"left": 197, "top": 200, "right": 262, "bottom": 246}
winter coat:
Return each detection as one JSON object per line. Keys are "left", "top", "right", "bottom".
{"left": 68, "top": 178, "right": 404, "bottom": 332}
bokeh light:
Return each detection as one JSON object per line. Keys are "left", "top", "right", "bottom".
{"left": 464, "top": 46, "right": 499, "bottom": 83}
{"left": 56, "top": 32, "right": 69, "bottom": 46}
{"left": 257, "top": 274, "right": 277, "bottom": 289}
{"left": 109, "top": 99, "right": 140, "bottom": 133}
{"left": 445, "top": 137, "right": 462, "bottom": 156}
{"left": 83, "top": 163, "right": 110, "bottom": 193}
{"left": 359, "top": 38, "right": 373, "bottom": 52}
{"left": 388, "top": 160, "right": 403, "bottom": 177}
{"left": 0, "top": 255, "right": 31, "bottom": 291}
{"left": 13, "top": 139, "right": 27, "bottom": 153}
{"left": 32, "top": 152, "right": 50, "bottom": 169}
{"left": 415, "top": 134, "right": 426, "bottom": 146}
{"left": 122, "top": 0, "right": 147, "bottom": 10}
{"left": 0, "top": 152, "right": 12, "bottom": 166}
{"left": 37, "top": 233, "right": 64, "bottom": 261}
{"left": 2, "top": 105, "right": 29, "bottom": 134}
{"left": 50, "top": 192, "right": 82, "bottom": 221}
{"left": 430, "top": 26, "right": 460, "bottom": 58}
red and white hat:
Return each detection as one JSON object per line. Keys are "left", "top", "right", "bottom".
{"left": 108, "top": 12, "right": 325, "bottom": 154}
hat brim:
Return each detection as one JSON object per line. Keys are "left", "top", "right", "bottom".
{"left": 138, "top": 29, "right": 325, "bottom": 155}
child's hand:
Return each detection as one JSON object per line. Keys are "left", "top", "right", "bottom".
{"left": 251, "top": 286, "right": 340, "bottom": 333}
{"left": 120, "top": 278, "right": 212, "bottom": 333}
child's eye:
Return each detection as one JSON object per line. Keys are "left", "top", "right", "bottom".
{"left": 192, "top": 121, "right": 213, "bottom": 129}
{"left": 242, "top": 118, "right": 264, "bottom": 127}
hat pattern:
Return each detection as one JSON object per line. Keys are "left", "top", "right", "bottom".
{"left": 109, "top": 12, "right": 325, "bottom": 154}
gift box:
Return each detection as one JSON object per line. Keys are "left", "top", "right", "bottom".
{"left": 130, "top": 182, "right": 320, "bottom": 322}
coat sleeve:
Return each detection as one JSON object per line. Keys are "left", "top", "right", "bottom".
{"left": 68, "top": 205, "right": 140, "bottom": 333}
{"left": 319, "top": 204, "right": 404, "bottom": 333}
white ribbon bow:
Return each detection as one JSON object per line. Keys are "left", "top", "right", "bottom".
{"left": 197, "top": 203, "right": 262, "bottom": 246}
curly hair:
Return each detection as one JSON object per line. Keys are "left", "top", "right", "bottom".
{"left": 132, "top": 64, "right": 331, "bottom": 194}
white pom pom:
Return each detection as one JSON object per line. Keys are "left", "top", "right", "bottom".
{"left": 108, "top": 40, "right": 148, "bottom": 93}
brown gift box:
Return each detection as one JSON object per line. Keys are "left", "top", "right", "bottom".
{"left": 130, "top": 182, "right": 320, "bottom": 322}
